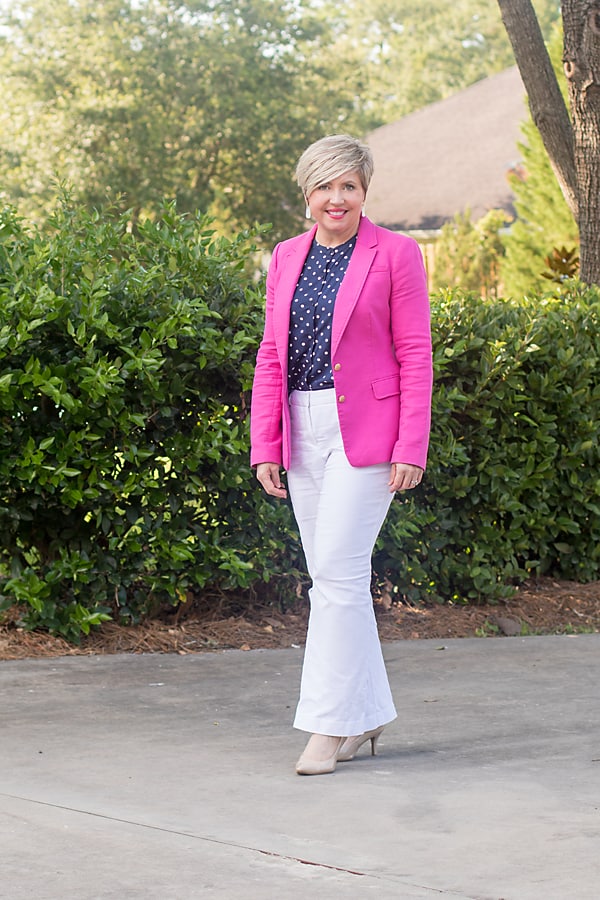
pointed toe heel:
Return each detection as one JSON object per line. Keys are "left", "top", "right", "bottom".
{"left": 295, "top": 737, "right": 345, "bottom": 776}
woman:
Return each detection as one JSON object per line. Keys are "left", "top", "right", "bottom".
{"left": 250, "top": 134, "right": 432, "bottom": 775}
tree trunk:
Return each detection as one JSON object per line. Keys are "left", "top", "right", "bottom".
{"left": 562, "top": 1, "right": 600, "bottom": 284}
{"left": 496, "top": 0, "right": 579, "bottom": 219}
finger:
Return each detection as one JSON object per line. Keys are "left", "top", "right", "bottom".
{"left": 390, "top": 465, "right": 410, "bottom": 489}
{"left": 389, "top": 471, "right": 406, "bottom": 492}
{"left": 268, "top": 478, "right": 287, "bottom": 498}
{"left": 258, "top": 467, "right": 287, "bottom": 498}
{"left": 390, "top": 465, "right": 422, "bottom": 492}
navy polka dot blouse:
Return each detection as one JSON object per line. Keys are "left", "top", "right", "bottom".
{"left": 288, "top": 234, "right": 357, "bottom": 392}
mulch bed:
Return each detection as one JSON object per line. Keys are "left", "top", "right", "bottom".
{"left": 1, "top": 577, "right": 599, "bottom": 661}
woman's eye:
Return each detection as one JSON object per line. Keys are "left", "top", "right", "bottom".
{"left": 344, "top": 183, "right": 356, "bottom": 190}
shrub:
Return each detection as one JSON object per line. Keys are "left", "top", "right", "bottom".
{"left": 374, "top": 285, "right": 600, "bottom": 603}
{"left": 0, "top": 201, "right": 302, "bottom": 640}
{"left": 1, "top": 200, "right": 599, "bottom": 640}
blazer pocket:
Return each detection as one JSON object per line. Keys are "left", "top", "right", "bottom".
{"left": 372, "top": 374, "right": 401, "bottom": 399}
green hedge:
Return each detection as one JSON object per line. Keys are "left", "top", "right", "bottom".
{"left": 1, "top": 201, "right": 599, "bottom": 640}
{"left": 375, "top": 286, "right": 600, "bottom": 603}
{"left": 0, "top": 202, "right": 302, "bottom": 640}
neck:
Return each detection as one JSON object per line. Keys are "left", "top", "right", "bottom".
{"left": 314, "top": 229, "right": 357, "bottom": 249}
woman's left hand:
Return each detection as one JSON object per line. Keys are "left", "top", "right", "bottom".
{"left": 389, "top": 463, "right": 423, "bottom": 493}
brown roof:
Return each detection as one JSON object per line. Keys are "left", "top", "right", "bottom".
{"left": 365, "top": 66, "right": 526, "bottom": 232}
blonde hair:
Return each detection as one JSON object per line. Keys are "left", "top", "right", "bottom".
{"left": 295, "top": 134, "right": 374, "bottom": 201}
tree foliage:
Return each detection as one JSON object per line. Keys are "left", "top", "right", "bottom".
{"left": 502, "top": 119, "right": 579, "bottom": 296}
{"left": 431, "top": 209, "right": 506, "bottom": 299}
{"left": 501, "top": 26, "right": 579, "bottom": 296}
{"left": 0, "top": 0, "right": 356, "bottom": 241}
{"left": 498, "top": 0, "right": 600, "bottom": 284}
{"left": 318, "top": 0, "right": 560, "bottom": 128}
{"left": 0, "top": 0, "right": 561, "bottom": 237}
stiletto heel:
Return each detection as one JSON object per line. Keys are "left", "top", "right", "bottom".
{"left": 337, "top": 726, "right": 385, "bottom": 762}
{"left": 369, "top": 731, "right": 381, "bottom": 755}
{"left": 295, "top": 736, "right": 345, "bottom": 776}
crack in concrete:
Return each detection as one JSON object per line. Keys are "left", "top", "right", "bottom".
{"left": 1, "top": 791, "right": 473, "bottom": 897}
{"left": 1, "top": 791, "right": 367, "bottom": 871}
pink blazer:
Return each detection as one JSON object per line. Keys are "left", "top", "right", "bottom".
{"left": 250, "top": 216, "right": 433, "bottom": 471}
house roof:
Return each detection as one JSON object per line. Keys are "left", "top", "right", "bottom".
{"left": 365, "top": 66, "right": 526, "bottom": 232}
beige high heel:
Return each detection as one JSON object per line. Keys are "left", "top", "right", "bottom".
{"left": 295, "top": 736, "right": 345, "bottom": 776}
{"left": 337, "top": 726, "right": 384, "bottom": 762}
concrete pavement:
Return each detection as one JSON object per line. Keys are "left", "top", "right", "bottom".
{"left": 1, "top": 634, "right": 599, "bottom": 899}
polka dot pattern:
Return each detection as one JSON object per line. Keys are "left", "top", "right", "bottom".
{"left": 288, "top": 235, "right": 357, "bottom": 392}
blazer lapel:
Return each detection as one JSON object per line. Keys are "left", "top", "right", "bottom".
{"left": 272, "top": 226, "right": 316, "bottom": 369}
{"left": 331, "top": 217, "right": 378, "bottom": 358}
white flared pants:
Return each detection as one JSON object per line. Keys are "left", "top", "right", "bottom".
{"left": 287, "top": 389, "right": 397, "bottom": 736}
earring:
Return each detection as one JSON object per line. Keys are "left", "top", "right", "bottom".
{"left": 305, "top": 205, "right": 311, "bottom": 220}
{"left": 361, "top": 205, "right": 366, "bottom": 217}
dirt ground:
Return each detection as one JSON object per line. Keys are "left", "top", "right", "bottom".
{"left": 1, "top": 577, "right": 599, "bottom": 661}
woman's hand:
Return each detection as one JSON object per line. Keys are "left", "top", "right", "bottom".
{"left": 256, "top": 462, "right": 288, "bottom": 499}
{"left": 389, "top": 463, "right": 423, "bottom": 493}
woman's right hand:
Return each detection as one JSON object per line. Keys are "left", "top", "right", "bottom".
{"left": 256, "top": 463, "right": 288, "bottom": 499}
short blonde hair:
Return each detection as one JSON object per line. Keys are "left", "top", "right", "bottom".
{"left": 295, "top": 134, "right": 374, "bottom": 201}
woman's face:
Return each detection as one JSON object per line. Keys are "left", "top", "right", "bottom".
{"left": 307, "top": 170, "right": 365, "bottom": 247}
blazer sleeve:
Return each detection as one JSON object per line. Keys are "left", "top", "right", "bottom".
{"left": 389, "top": 237, "right": 433, "bottom": 468}
{"left": 250, "top": 243, "right": 285, "bottom": 467}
